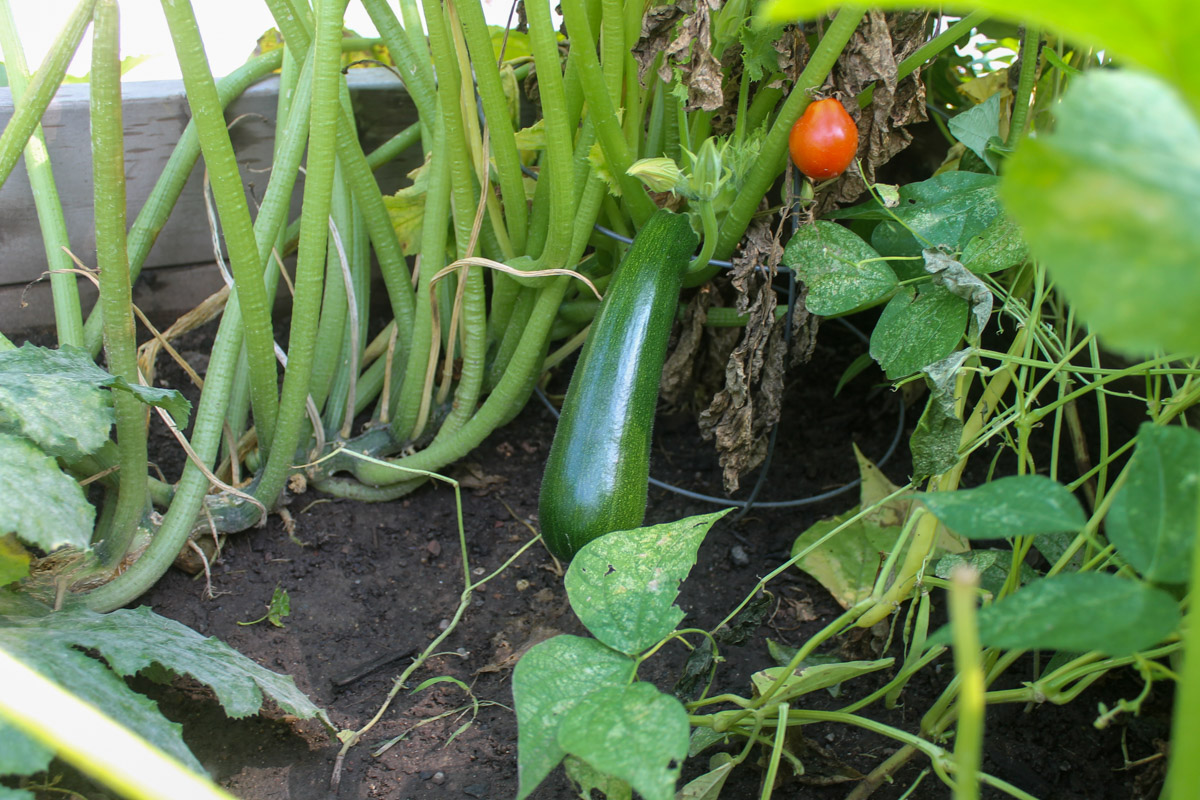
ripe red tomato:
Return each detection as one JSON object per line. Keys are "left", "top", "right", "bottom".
{"left": 788, "top": 98, "right": 858, "bottom": 180}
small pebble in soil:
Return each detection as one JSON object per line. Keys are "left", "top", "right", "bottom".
{"left": 516, "top": 579, "right": 530, "bottom": 591}
{"left": 420, "top": 771, "right": 434, "bottom": 780}
{"left": 730, "top": 545, "right": 750, "bottom": 567}
{"left": 431, "top": 771, "right": 446, "bottom": 785}
{"left": 438, "top": 618, "right": 451, "bottom": 630}
{"left": 464, "top": 784, "right": 488, "bottom": 798}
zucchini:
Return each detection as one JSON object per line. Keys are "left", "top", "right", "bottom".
{"left": 538, "top": 209, "right": 698, "bottom": 560}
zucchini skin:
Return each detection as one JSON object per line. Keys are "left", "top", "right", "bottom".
{"left": 538, "top": 210, "right": 698, "bottom": 560}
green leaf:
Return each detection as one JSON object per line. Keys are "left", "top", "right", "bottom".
{"left": 961, "top": 212, "right": 1028, "bottom": 275}
{"left": 919, "top": 475, "right": 1087, "bottom": 539}
{"left": 924, "top": 249, "right": 993, "bottom": 344}
{"left": 563, "top": 756, "right": 628, "bottom": 799}
{"left": 0, "top": 345, "right": 191, "bottom": 458}
{"left": 0, "top": 786, "right": 36, "bottom": 800}
{"left": 512, "top": 635, "right": 637, "bottom": 800}
{"left": 0, "top": 631, "right": 203, "bottom": 773}
{"left": 834, "top": 172, "right": 1002, "bottom": 254}
{"left": 1001, "top": 70, "right": 1200, "bottom": 355}
{"left": 869, "top": 285, "right": 968, "bottom": 380}
{"left": 749, "top": 658, "right": 894, "bottom": 702}
{"left": 0, "top": 536, "right": 32, "bottom": 586}
{"left": 556, "top": 683, "right": 689, "bottom": 800}
{"left": 1107, "top": 424, "right": 1200, "bottom": 584}
{"left": 791, "top": 512, "right": 905, "bottom": 608}
{"left": 760, "top": 0, "right": 1200, "bottom": 120}
{"left": 0, "top": 718, "right": 53, "bottom": 777}
{"left": 928, "top": 573, "right": 1181, "bottom": 656}
{"left": 948, "top": 93, "right": 1003, "bottom": 173}
{"left": 0, "top": 432, "right": 94, "bottom": 553}
{"left": 909, "top": 349, "right": 973, "bottom": 480}
{"left": 782, "top": 221, "right": 896, "bottom": 315}
{"left": 565, "top": 510, "right": 730, "bottom": 655}
{"left": 0, "top": 607, "right": 329, "bottom": 724}
{"left": 0, "top": 346, "right": 114, "bottom": 459}
{"left": 934, "top": 550, "right": 1038, "bottom": 598}
{"left": 677, "top": 755, "right": 735, "bottom": 800}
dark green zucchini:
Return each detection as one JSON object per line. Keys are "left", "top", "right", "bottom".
{"left": 538, "top": 209, "right": 698, "bottom": 560}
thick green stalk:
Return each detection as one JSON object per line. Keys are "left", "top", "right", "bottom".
{"left": 262, "top": 3, "right": 417, "bottom": 358}
{"left": 560, "top": 0, "right": 656, "bottom": 225}
{"left": 82, "top": 48, "right": 283, "bottom": 356}
{"left": 390, "top": 124, "right": 450, "bottom": 441}
{"left": 160, "top": 0, "right": 280, "bottom": 454}
{"left": 91, "top": 0, "right": 147, "bottom": 566}
{"left": 359, "top": 0, "right": 436, "bottom": 130}
{"left": 0, "top": 0, "right": 95, "bottom": 189}
{"left": 525, "top": 0, "right": 578, "bottom": 269}
{"left": 254, "top": 0, "right": 346, "bottom": 509}
{"left": 338, "top": 278, "right": 570, "bottom": 487}
{"left": 365, "top": 121, "right": 421, "bottom": 171}
{"left": 0, "top": 0, "right": 83, "bottom": 346}
{"left": 309, "top": 166, "right": 353, "bottom": 415}
{"left": 706, "top": 6, "right": 866, "bottom": 277}
{"left": 1006, "top": 25, "right": 1041, "bottom": 149}
{"left": 455, "top": 0, "right": 528, "bottom": 252}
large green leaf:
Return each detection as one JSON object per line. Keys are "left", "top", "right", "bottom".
{"left": 1002, "top": 70, "right": 1200, "bottom": 355}
{"left": 782, "top": 221, "right": 896, "bottom": 315}
{"left": 565, "top": 511, "right": 729, "bottom": 655}
{"left": 556, "top": 683, "right": 689, "bottom": 800}
{"left": 869, "top": 284, "right": 968, "bottom": 380}
{"left": 0, "top": 718, "right": 52, "bottom": 777}
{"left": 948, "top": 93, "right": 1002, "bottom": 173}
{"left": 0, "top": 786, "right": 35, "bottom": 800}
{"left": 0, "top": 345, "right": 191, "bottom": 459}
{"left": 760, "top": 0, "right": 1200, "bottom": 120}
{"left": 833, "top": 172, "right": 1002, "bottom": 253}
{"left": 1107, "top": 424, "right": 1200, "bottom": 584}
{"left": 0, "top": 607, "right": 329, "bottom": 722}
{"left": 961, "top": 212, "right": 1028, "bottom": 275}
{"left": 928, "top": 573, "right": 1180, "bottom": 656}
{"left": 0, "top": 432, "right": 93, "bottom": 553}
{"left": 909, "top": 349, "right": 973, "bottom": 480}
{"left": 0, "top": 632, "right": 202, "bottom": 774}
{"left": 919, "top": 475, "right": 1087, "bottom": 539}
{"left": 512, "top": 635, "right": 637, "bottom": 800}
{"left": 792, "top": 514, "right": 906, "bottom": 608}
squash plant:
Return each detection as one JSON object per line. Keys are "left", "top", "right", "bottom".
{"left": 0, "top": 0, "right": 958, "bottom": 790}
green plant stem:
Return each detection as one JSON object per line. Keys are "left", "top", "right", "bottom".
{"left": 0, "top": 0, "right": 83, "bottom": 346}
{"left": 91, "top": 0, "right": 148, "bottom": 567}
{"left": 253, "top": 0, "right": 346, "bottom": 509}
{"left": 365, "top": 121, "right": 421, "bottom": 170}
{"left": 1164, "top": 499, "right": 1200, "bottom": 798}
{"left": 456, "top": 0, "right": 528, "bottom": 253}
{"left": 1006, "top": 25, "right": 1041, "bottom": 149}
{"left": 82, "top": 48, "right": 283, "bottom": 356}
{"left": 948, "top": 568, "right": 983, "bottom": 800}
{"left": 359, "top": 0, "right": 437, "bottom": 125}
{"left": 559, "top": 0, "right": 656, "bottom": 226}
{"left": 0, "top": 0, "right": 95, "bottom": 189}
{"left": 161, "top": 0, "right": 280, "bottom": 456}
{"left": 702, "top": 6, "right": 865, "bottom": 284}
{"left": 333, "top": 279, "right": 570, "bottom": 486}
{"left": 524, "top": 0, "right": 578, "bottom": 269}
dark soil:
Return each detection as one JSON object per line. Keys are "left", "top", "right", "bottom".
{"left": 21, "top": 320, "right": 1171, "bottom": 800}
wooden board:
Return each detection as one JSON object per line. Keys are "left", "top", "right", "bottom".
{"left": 1, "top": 69, "right": 420, "bottom": 333}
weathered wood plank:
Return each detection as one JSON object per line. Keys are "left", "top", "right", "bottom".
{"left": 0, "top": 69, "right": 419, "bottom": 332}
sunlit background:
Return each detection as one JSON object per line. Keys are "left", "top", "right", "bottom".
{"left": 12, "top": 0, "right": 519, "bottom": 82}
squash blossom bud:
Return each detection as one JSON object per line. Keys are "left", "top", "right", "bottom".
{"left": 627, "top": 157, "right": 687, "bottom": 194}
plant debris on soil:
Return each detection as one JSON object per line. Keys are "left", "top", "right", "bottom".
{"left": 22, "top": 320, "right": 1169, "bottom": 800}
